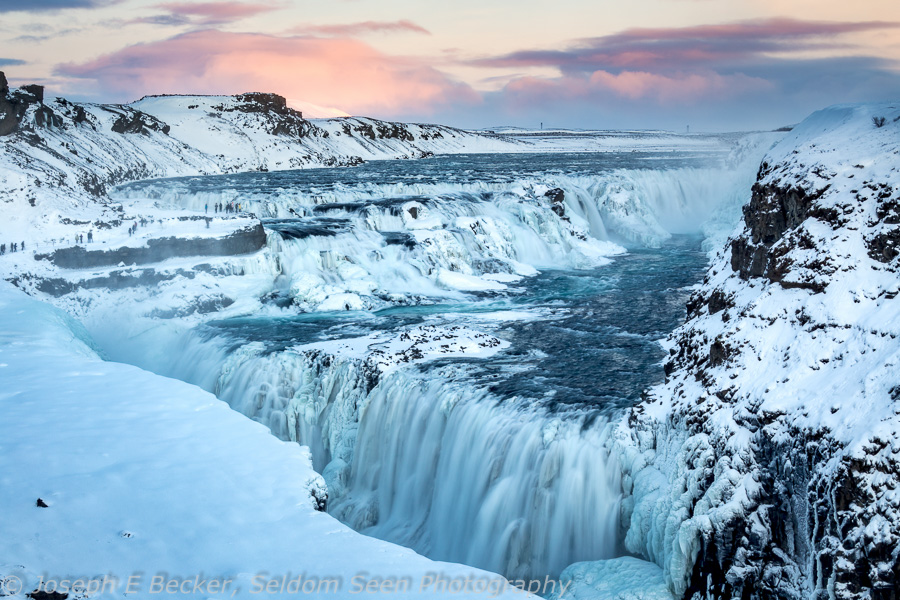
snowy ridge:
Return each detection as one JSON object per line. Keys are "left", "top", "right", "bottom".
{"left": 613, "top": 103, "right": 900, "bottom": 600}
{"left": 0, "top": 282, "right": 543, "bottom": 599}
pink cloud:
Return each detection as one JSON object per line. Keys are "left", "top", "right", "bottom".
{"left": 474, "top": 18, "right": 900, "bottom": 73}
{"left": 56, "top": 30, "right": 479, "bottom": 117}
{"left": 152, "top": 1, "right": 279, "bottom": 24}
{"left": 288, "top": 20, "right": 431, "bottom": 37}
{"left": 587, "top": 70, "right": 773, "bottom": 103}
{"left": 500, "top": 70, "right": 773, "bottom": 109}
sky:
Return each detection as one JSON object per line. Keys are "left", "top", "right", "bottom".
{"left": 0, "top": 0, "right": 899, "bottom": 131}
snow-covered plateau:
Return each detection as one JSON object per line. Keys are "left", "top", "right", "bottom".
{"left": 2, "top": 68, "right": 898, "bottom": 600}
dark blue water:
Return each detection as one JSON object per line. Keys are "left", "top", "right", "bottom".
{"left": 459, "top": 236, "right": 704, "bottom": 413}
{"left": 201, "top": 235, "right": 705, "bottom": 414}
{"left": 118, "top": 151, "right": 724, "bottom": 196}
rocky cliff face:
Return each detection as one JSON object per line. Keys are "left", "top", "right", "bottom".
{"left": 617, "top": 104, "right": 900, "bottom": 600}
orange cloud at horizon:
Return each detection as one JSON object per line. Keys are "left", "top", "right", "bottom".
{"left": 57, "top": 30, "right": 481, "bottom": 117}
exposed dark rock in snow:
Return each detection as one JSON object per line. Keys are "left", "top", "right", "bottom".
{"left": 0, "top": 74, "right": 59, "bottom": 136}
{"left": 545, "top": 187, "right": 567, "bottom": 217}
{"left": 109, "top": 109, "right": 171, "bottom": 136}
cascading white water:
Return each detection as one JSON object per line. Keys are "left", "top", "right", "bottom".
{"left": 332, "top": 372, "right": 621, "bottom": 580}
{"left": 162, "top": 339, "right": 622, "bottom": 582}
{"left": 113, "top": 161, "right": 762, "bottom": 251}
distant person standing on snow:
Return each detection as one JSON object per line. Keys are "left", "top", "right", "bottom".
{"left": 87, "top": 231, "right": 93, "bottom": 243}
{"left": 205, "top": 203, "right": 208, "bottom": 214}
{"left": 21, "top": 241, "right": 24, "bottom": 251}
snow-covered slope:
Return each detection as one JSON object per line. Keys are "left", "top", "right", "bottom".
{"left": 131, "top": 93, "right": 518, "bottom": 171}
{"left": 0, "top": 281, "right": 540, "bottom": 599}
{"left": 613, "top": 104, "right": 900, "bottom": 600}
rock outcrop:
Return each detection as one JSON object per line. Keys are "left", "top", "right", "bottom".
{"left": 0, "top": 72, "right": 61, "bottom": 135}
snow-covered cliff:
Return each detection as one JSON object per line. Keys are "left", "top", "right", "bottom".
{"left": 613, "top": 104, "right": 900, "bottom": 600}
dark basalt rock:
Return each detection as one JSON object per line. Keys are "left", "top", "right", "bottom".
{"left": 27, "top": 591, "right": 68, "bottom": 600}
{"left": 708, "top": 339, "right": 729, "bottom": 366}
{"left": 110, "top": 109, "right": 171, "bottom": 135}
{"left": 730, "top": 183, "right": 836, "bottom": 292}
{"left": 21, "top": 84, "right": 44, "bottom": 103}
{"left": 0, "top": 76, "right": 56, "bottom": 136}
{"left": 234, "top": 92, "right": 293, "bottom": 115}
{"left": 867, "top": 228, "right": 900, "bottom": 263}
{"left": 707, "top": 290, "right": 732, "bottom": 314}
{"left": 336, "top": 118, "right": 416, "bottom": 142}
{"left": 867, "top": 197, "right": 900, "bottom": 264}
{"left": 311, "top": 487, "right": 328, "bottom": 512}
{"left": 374, "top": 121, "right": 415, "bottom": 142}
{"left": 209, "top": 92, "right": 312, "bottom": 138}
{"left": 544, "top": 187, "right": 566, "bottom": 217}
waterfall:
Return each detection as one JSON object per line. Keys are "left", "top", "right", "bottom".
{"left": 334, "top": 374, "right": 621, "bottom": 580}
{"left": 162, "top": 338, "right": 622, "bottom": 581}
{"left": 88, "top": 150, "right": 771, "bottom": 586}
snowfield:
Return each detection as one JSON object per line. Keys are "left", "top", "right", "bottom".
{"left": 0, "top": 281, "right": 537, "bottom": 599}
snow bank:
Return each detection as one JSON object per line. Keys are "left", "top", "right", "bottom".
{"left": 0, "top": 282, "right": 534, "bottom": 599}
